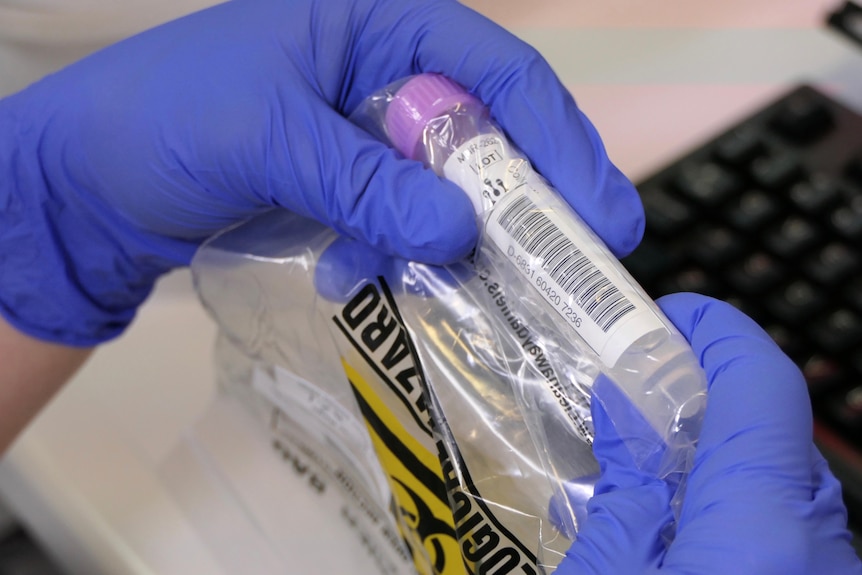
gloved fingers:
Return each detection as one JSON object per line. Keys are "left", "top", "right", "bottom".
{"left": 657, "top": 448, "right": 862, "bottom": 575}
{"left": 807, "top": 445, "right": 862, "bottom": 570}
{"left": 555, "top": 482, "right": 669, "bottom": 574}
{"left": 553, "top": 390, "right": 672, "bottom": 574}
{"left": 346, "top": 0, "right": 644, "bottom": 258}
{"left": 655, "top": 293, "right": 823, "bottom": 574}
{"left": 810, "top": 445, "right": 849, "bottom": 520}
{"left": 266, "top": 102, "right": 478, "bottom": 265}
{"left": 656, "top": 293, "right": 814, "bottom": 488}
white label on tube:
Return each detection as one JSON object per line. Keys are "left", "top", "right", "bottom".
{"left": 443, "top": 134, "right": 665, "bottom": 366}
{"left": 440, "top": 133, "right": 515, "bottom": 214}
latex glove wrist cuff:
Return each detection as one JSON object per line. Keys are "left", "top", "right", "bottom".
{"left": 0, "top": 97, "right": 192, "bottom": 346}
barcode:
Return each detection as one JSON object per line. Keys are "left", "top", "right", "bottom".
{"left": 497, "top": 195, "right": 636, "bottom": 332}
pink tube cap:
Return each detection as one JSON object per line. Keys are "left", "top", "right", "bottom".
{"left": 385, "top": 74, "right": 482, "bottom": 160}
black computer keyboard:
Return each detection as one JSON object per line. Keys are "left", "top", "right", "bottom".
{"left": 622, "top": 84, "right": 862, "bottom": 523}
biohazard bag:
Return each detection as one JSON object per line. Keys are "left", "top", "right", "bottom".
{"left": 186, "top": 73, "right": 707, "bottom": 575}
{"left": 191, "top": 210, "right": 601, "bottom": 574}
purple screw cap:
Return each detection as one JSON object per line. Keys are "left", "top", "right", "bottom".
{"left": 385, "top": 74, "right": 482, "bottom": 160}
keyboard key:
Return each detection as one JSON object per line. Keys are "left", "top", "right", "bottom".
{"left": 672, "top": 161, "right": 743, "bottom": 207}
{"left": 639, "top": 184, "right": 697, "bottom": 237}
{"left": 750, "top": 153, "right": 805, "bottom": 190}
{"left": 844, "top": 154, "right": 862, "bottom": 188}
{"left": 822, "top": 385, "right": 862, "bottom": 435}
{"left": 766, "top": 280, "right": 827, "bottom": 324}
{"left": 724, "top": 189, "right": 783, "bottom": 231}
{"left": 829, "top": 196, "right": 862, "bottom": 241}
{"left": 687, "top": 225, "right": 746, "bottom": 268}
{"left": 804, "top": 242, "right": 860, "bottom": 286}
{"left": 789, "top": 175, "right": 842, "bottom": 216}
{"left": 803, "top": 355, "right": 846, "bottom": 398}
{"left": 811, "top": 308, "right": 862, "bottom": 354}
{"left": 764, "top": 216, "right": 822, "bottom": 259}
{"left": 621, "top": 237, "right": 682, "bottom": 286}
{"left": 728, "top": 252, "right": 786, "bottom": 295}
{"left": 656, "top": 266, "right": 722, "bottom": 297}
{"left": 768, "top": 95, "right": 834, "bottom": 144}
{"left": 843, "top": 277, "right": 862, "bottom": 312}
{"left": 763, "top": 323, "right": 806, "bottom": 359}
{"left": 713, "top": 127, "right": 767, "bottom": 168}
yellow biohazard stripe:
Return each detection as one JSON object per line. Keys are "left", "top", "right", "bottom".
{"left": 342, "top": 359, "right": 468, "bottom": 575}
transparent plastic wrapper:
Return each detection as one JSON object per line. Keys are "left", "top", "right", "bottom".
{"left": 355, "top": 74, "right": 708, "bottom": 478}
{"left": 193, "top": 211, "right": 599, "bottom": 574}
{"left": 191, "top": 74, "right": 709, "bottom": 575}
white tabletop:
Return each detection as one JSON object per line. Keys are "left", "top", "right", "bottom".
{"left": 3, "top": 2, "right": 862, "bottom": 573}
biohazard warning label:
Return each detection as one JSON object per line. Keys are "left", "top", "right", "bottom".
{"left": 333, "top": 277, "right": 539, "bottom": 575}
{"left": 343, "top": 361, "right": 461, "bottom": 575}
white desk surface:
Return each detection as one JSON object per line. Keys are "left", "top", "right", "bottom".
{"left": 3, "top": 2, "right": 862, "bottom": 573}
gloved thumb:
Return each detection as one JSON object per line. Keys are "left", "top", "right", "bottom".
{"left": 554, "top": 375, "right": 673, "bottom": 574}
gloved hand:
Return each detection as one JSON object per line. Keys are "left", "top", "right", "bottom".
{"left": 556, "top": 293, "right": 862, "bottom": 575}
{"left": 0, "top": 0, "right": 642, "bottom": 346}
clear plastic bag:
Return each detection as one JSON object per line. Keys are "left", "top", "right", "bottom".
{"left": 190, "top": 75, "right": 708, "bottom": 575}
{"left": 353, "top": 74, "right": 708, "bottom": 484}
{"left": 193, "top": 210, "right": 599, "bottom": 573}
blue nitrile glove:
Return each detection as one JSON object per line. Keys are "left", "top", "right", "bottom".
{"left": 555, "top": 293, "right": 862, "bottom": 575}
{"left": 0, "top": 0, "right": 642, "bottom": 346}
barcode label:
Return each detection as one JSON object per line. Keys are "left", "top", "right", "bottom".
{"left": 497, "top": 195, "right": 636, "bottom": 332}
{"left": 440, "top": 133, "right": 664, "bottom": 366}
